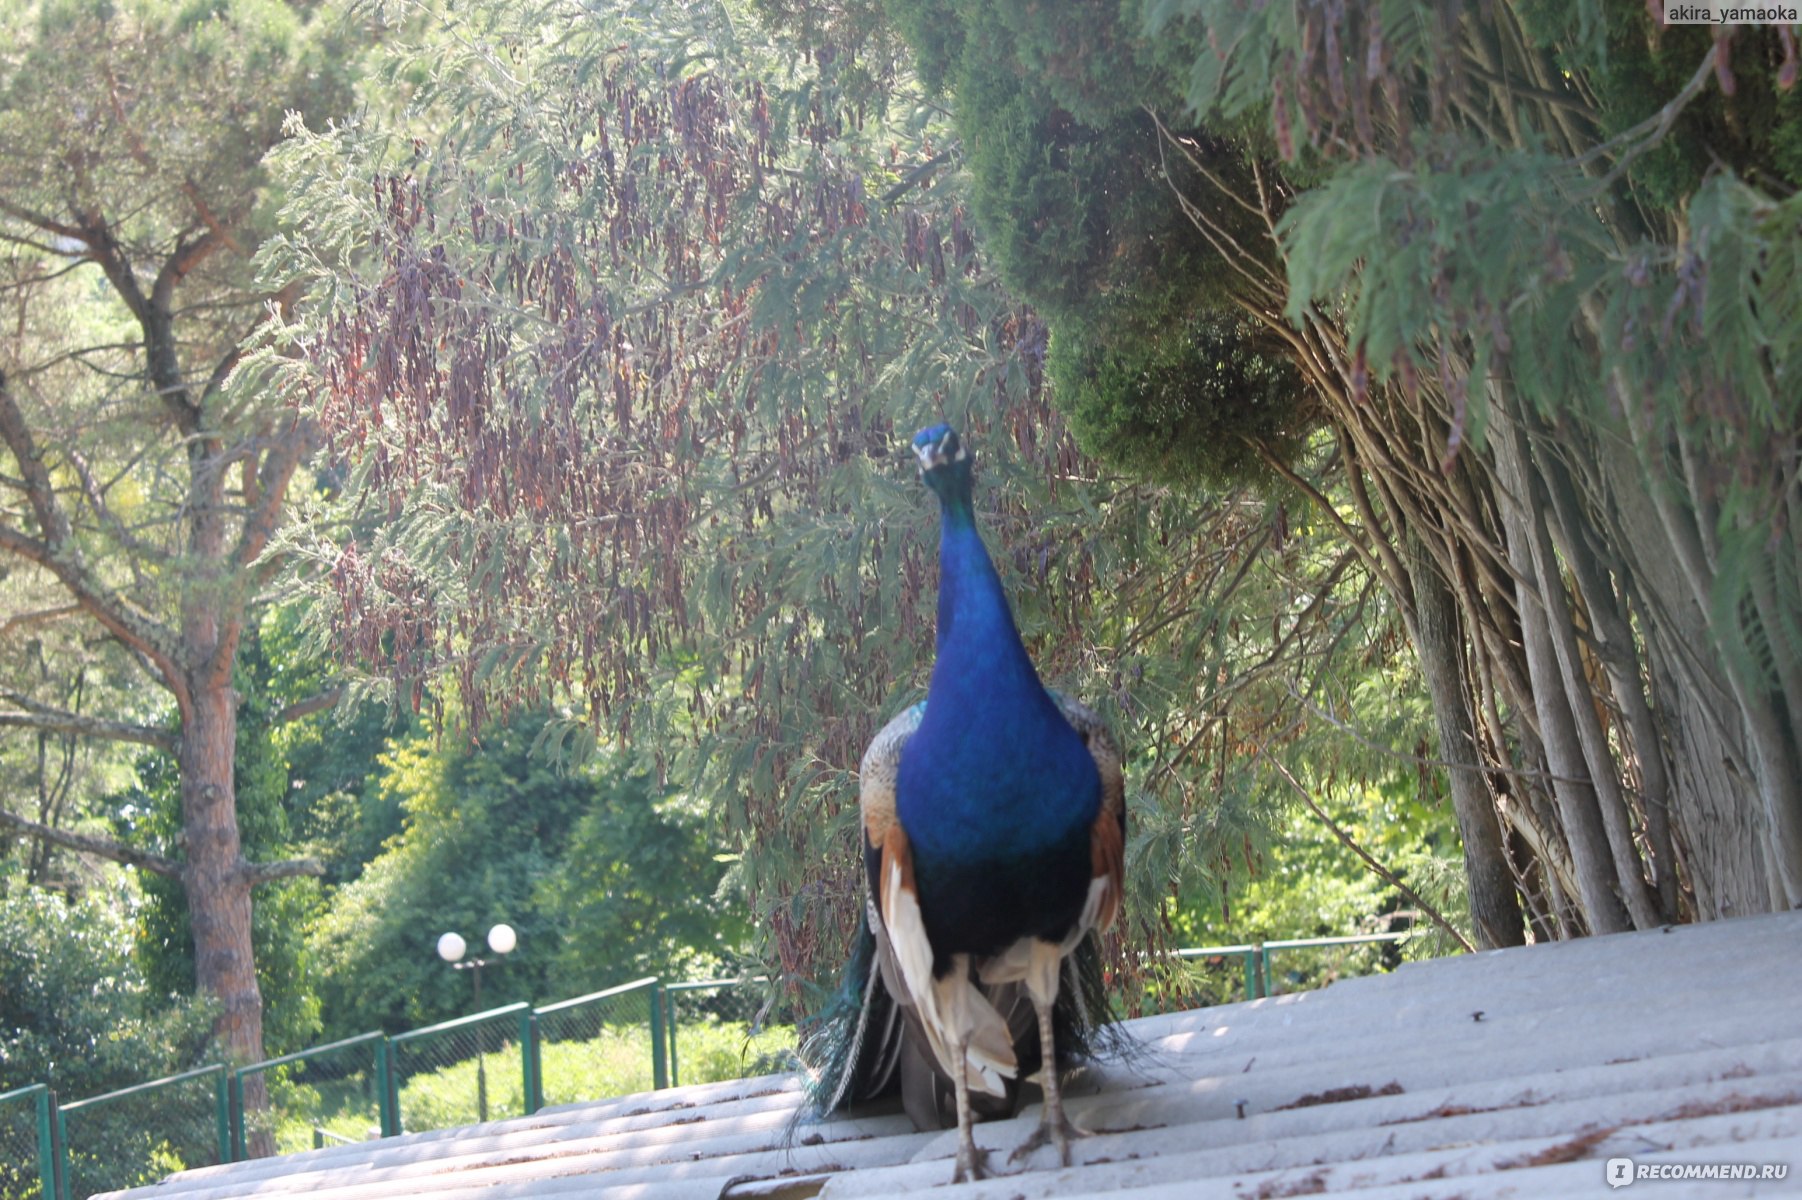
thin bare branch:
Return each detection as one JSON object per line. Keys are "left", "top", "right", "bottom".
{"left": 1263, "top": 753, "right": 1477, "bottom": 953}
{"left": 239, "top": 856, "right": 326, "bottom": 885}
{"left": 273, "top": 685, "right": 345, "bottom": 725}
{"left": 0, "top": 686, "right": 175, "bottom": 749}
{"left": 0, "top": 805, "right": 182, "bottom": 878}
{"left": 0, "top": 603, "right": 83, "bottom": 638}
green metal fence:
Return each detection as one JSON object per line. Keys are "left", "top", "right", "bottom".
{"left": 1260, "top": 932, "right": 1414, "bottom": 995}
{"left": 54, "top": 1065, "right": 229, "bottom": 1200}
{"left": 1172, "top": 931, "right": 1417, "bottom": 1004}
{"left": 231, "top": 1030, "right": 395, "bottom": 1160}
{"left": 15, "top": 931, "right": 1436, "bottom": 1197}
{"left": 1170, "top": 942, "right": 1268, "bottom": 1006}
{"left": 528, "top": 977, "right": 664, "bottom": 1111}
{"left": 388, "top": 1002, "right": 532, "bottom": 1134}
{"left": 1, "top": 1083, "right": 57, "bottom": 1200}
{"left": 662, "top": 978, "right": 793, "bottom": 1089}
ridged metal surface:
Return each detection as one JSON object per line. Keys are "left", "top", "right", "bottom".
{"left": 100, "top": 909, "right": 1802, "bottom": 1200}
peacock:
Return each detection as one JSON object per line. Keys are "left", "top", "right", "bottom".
{"left": 803, "top": 423, "right": 1125, "bottom": 1183}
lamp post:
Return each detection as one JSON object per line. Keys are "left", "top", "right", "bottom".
{"left": 437, "top": 923, "right": 517, "bottom": 1122}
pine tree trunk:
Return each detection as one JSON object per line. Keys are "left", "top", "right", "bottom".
{"left": 178, "top": 679, "right": 264, "bottom": 1067}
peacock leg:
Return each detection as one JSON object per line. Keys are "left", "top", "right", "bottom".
{"left": 1011, "top": 942, "right": 1087, "bottom": 1166}
{"left": 949, "top": 1029, "right": 991, "bottom": 1183}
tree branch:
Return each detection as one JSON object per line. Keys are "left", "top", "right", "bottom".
{"left": 66, "top": 447, "right": 164, "bottom": 562}
{"left": 239, "top": 856, "right": 326, "bottom": 885}
{"left": 72, "top": 213, "right": 152, "bottom": 325}
{"left": 0, "top": 195, "right": 86, "bottom": 241}
{"left": 151, "top": 229, "right": 222, "bottom": 316}
{"left": 1261, "top": 752, "right": 1477, "bottom": 953}
{"left": 273, "top": 685, "right": 345, "bottom": 725}
{"left": 0, "top": 689, "right": 176, "bottom": 750}
{"left": 0, "top": 806, "right": 182, "bottom": 878}
{"left": 0, "top": 371, "right": 74, "bottom": 545}
{"left": 0, "top": 603, "right": 84, "bottom": 639}
{"left": 233, "top": 420, "right": 317, "bottom": 572}
{"left": 0, "top": 370, "right": 188, "bottom": 702}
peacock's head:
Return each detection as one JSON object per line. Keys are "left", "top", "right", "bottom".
{"left": 912, "top": 424, "right": 972, "bottom": 505}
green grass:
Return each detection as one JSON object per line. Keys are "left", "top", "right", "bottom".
{"left": 668, "top": 1017, "right": 794, "bottom": 1091}
{"left": 256, "top": 1072, "right": 386, "bottom": 1156}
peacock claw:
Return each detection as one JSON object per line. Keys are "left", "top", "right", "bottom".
{"left": 952, "top": 1143, "right": 992, "bottom": 1183}
{"left": 1009, "top": 1109, "right": 1087, "bottom": 1166}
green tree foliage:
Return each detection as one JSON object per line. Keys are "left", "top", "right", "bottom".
{"left": 0, "top": 886, "right": 228, "bottom": 1193}
{"left": 1157, "top": 0, "right": 1802, "bottom": 924}
{"left": 1050, "top": 309, "right": 1305, "bottom": 488}
{"left": 308, "top": 712, "right": 737, "bottom": 1039}
{"left": 877, "top": 0, "right": 1311, "bottom": 488}
{"left": 536, "top": 788, "right": 750, "bottom": 993}
{"left": 0, "top": 0, "right": 364, "bottom": 1071}
{"left": 268, "top": 0, "right": 1443, "bottom": 997}
{"left": 0, "top": 885, "right": 214, "bottom": 1095}
{"left": 832, "top": 0, "right": 1802, "bottom": 941}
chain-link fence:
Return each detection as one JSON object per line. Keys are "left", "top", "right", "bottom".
{"left": 663, "top": 979, "right": 795, "bottom": 1089}
{"left": 529, "top": 978, "right": 663, "bottom": 1110}
{"left": 389, "top": 1003, "right": 532, "bottom": 1134}
{"left": 232, "top": 1031, "right": 394, "bottom": 1159}
{"left": 1, "top": 1084, "right": 56, "bottom": 1200}
{"left": 56, "top": 1065, "right": 228, "bottom": 1200}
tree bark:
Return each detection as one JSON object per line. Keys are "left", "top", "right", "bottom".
{"left": 177, "top": 680, "right": 265, "bottom": 1068}
{"left": 1407, "top": 533, "right": 1526, "bottom": 948}
{"left": 1491, "top": 406, "right": 1633, "bottom": 934}
{"left": 1506, "top": 424, "right": 1660, "bottom": 931}
{"left": 1530, "top": 429, "right": 1683, "bottom": 921}
{"left": 1594, "top": 430, "right": 1779, "bottom": 917}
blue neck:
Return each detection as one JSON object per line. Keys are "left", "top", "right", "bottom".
{"left": 929, "top": 504, "right": 1044, "bottom": 701}
{"left": 896, "top": 488, "right": 1099, "bottom": 866}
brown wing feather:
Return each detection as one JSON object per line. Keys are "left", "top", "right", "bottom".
{"left": 1050, "top": 691, "right": 1126, "bottom": 932}
{"left": 859, "top": 702, "right": 922, "bottom": 860}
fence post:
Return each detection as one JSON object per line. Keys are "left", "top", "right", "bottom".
{"left": 649, "top": 985, "right": 668, "bottom": 1090}
{"left": 378, "top": 1036, "right": 400, "bottom": 1138}
{"left": 229, "top": 1069, "right": 246, "bottom": 1162}
{"left": 54, "top": 1102, "right": 67, "bottom": 1200}
{"left": 668, "top": 988, "right": 682, "bottom": 1089}
{"left": 212, "top": 1067, "right": 232, "bottom": 1165}
{"left": 520, "top": 1009, "right": 542, "bottom": 1115}
{"left": 3, "top": 1085, "right": 62, "bottom": 1200}
{"left": 41, "top": 1086, "right": 60, "bottom": 1200}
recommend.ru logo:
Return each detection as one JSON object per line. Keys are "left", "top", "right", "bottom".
{"left": 1606, "top": 1156, "right": 1791, "bottom": 1187}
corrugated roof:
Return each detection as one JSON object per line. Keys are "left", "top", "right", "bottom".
{"left": 103, "top": 909, "right": 1802, "bottom": 1199}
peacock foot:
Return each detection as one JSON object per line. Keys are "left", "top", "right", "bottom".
{"left": 951, "top": 1140, "right": 992, "bottom": 1183}
{"left": 1008, "top": 1107, "right": 1087, "bottom": 1167}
